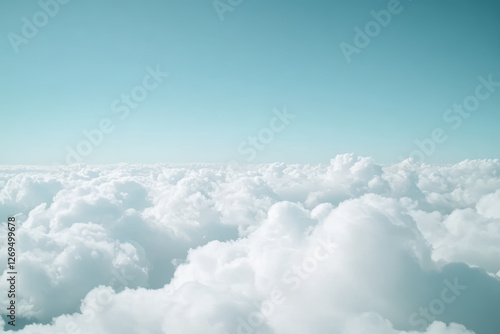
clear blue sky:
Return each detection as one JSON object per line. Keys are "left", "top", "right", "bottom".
{"left": 1, "top": 0, "right": 499, "bottom": 165}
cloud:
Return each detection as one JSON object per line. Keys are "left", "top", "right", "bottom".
{"left": 0, "top": 156, "right": 499, "bottom": 333}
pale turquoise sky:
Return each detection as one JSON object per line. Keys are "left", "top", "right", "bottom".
{"left": 0, "top": 0, "right": 499, "bottom": 164}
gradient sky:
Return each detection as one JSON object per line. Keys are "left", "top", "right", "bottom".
{"left": 0, "top": 0, "right": 499, "bottom": 165}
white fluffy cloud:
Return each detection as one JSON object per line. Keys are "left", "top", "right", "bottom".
{"left": 0, "top": 155, "right": 499, "bottom": 333}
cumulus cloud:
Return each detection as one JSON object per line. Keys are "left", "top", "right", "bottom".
{"left": 0, "top": 155, "right": 499, "bottom": 333}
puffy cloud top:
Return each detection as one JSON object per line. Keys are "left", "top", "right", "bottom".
{"left": 1, "top": 155, "right": 499, "bottom": 333}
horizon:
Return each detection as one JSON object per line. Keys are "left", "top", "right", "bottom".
{"left": 0, "top": 154, "right": 499, "bottom": 168}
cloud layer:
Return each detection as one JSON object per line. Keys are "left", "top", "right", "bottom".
{"left": 1, "top": 155, "right": 499, "bottom": 333}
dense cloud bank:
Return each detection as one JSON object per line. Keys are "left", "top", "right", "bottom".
{"left": 0, "top": 154, "right": 499, "bottom": 333}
